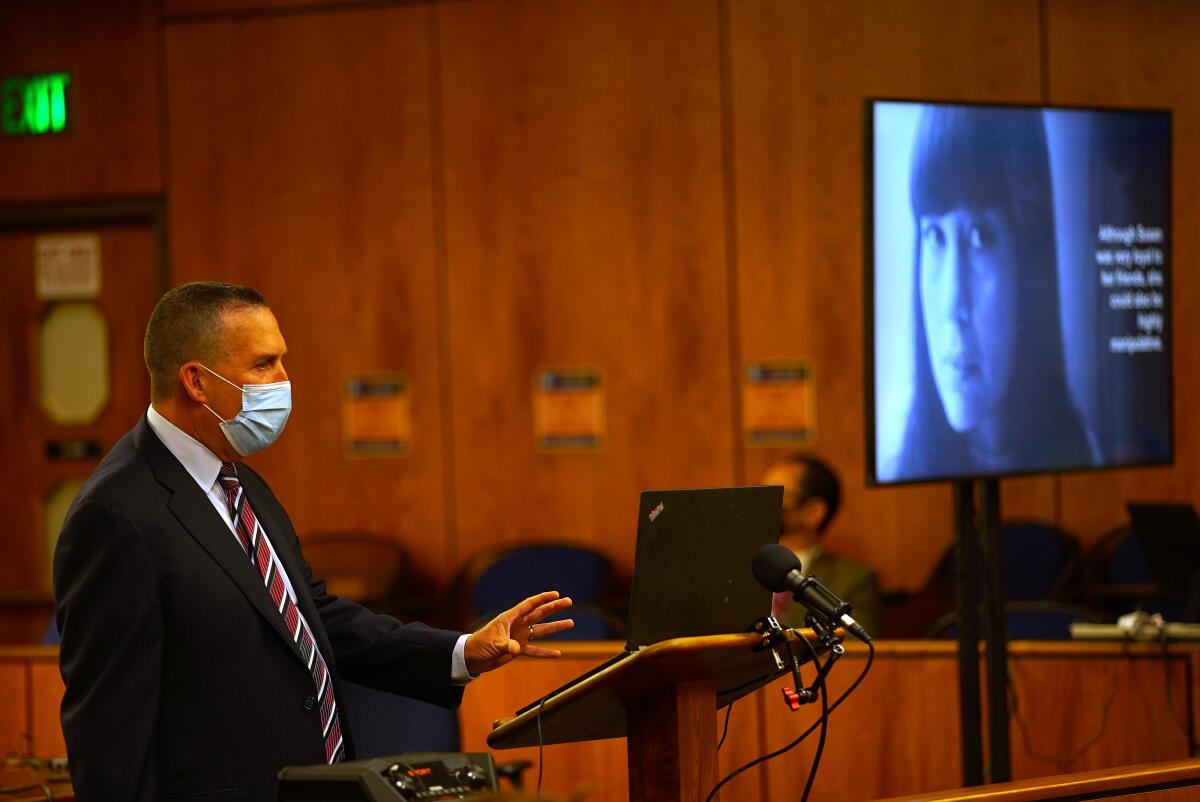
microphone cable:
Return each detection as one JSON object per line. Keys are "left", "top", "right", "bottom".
{"left": 716, "top": 699, "right": 736, "bottom": 751}
{"left": 796, "top": 633, "right": 830, "bottom": 802}
{"left": 535, "top": 694, "right": 549, "bottom": 799}
{"left": 703, "top": 637, "right": 876, "bottom": 802}
{"left": 1156, "top": 637, "right": 1200, "bottom": 752}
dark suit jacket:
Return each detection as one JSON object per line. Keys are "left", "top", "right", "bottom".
{"left": 785, "top": 550, "right": 881, "bottom": 637}
{"left": 54, "top": 416, "right": 464, "bottom": 802}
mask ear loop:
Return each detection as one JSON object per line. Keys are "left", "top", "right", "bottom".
{"left": 202, "top": 403, "right": 230, "bottom": 424}
{"left": 196, "top": 363, "right": 242, "bottom": 424}
{"left": 197, "top": 363, "right": 244, "bottom": 391}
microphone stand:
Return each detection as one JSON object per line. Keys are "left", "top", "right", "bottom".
{"left": 759, "top": 611, "right": 844, "bottom": 710}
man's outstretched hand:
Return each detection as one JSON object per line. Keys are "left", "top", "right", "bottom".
{"left": 464, "top": 590, "right": 574, "bottom": 676}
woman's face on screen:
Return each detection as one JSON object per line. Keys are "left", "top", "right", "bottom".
{"left": 919, "top": 206, "right": 1018, "bottom": 434}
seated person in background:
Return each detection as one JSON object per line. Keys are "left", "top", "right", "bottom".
{"left": 763, "top": 454, "right": 881, "bottom": 636}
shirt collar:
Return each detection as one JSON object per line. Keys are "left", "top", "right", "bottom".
{"left": 146, "top": 404, "right": 224, "bottom": 494}
{"left": 796, "top": 545, "right": 823, "bottom": 576}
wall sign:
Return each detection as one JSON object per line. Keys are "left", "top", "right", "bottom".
{"left": 342, "top": 374, "right": 411, "bottom": 457}
{"left": 742, "top": 360, "right": 815, "bottom": 445}
{"left": 532, "top": 367, "right": 605, "bottom": 452}
{"left": 35, "top": 233, "right": 101, "bottom": 299}
{"left": 2, "top": 72, "right": 71, "bottom": 136}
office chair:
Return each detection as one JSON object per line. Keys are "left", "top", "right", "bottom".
{"left": 928, "top": 601, "right": 1100, "bottom": 640}
{"left": 996, "top": 521, "right": 1082, "bottom": 601}
{"left": 337, "top": 681, "right": 532, "bottom": 788}
{"left": 453, "top": 543, "right": 619, "bottom": 639}
{"left": 301, "top": 531, "right": 409, "bottom": 617}
{"left": 1083, "top": 524, "right": 1190, "bottom": 621}
{"left": 915, "top": 520, "right": 1086, "bottom": 638}
{"left": 927, "top": 519, "right": 1082, "bottom": 603}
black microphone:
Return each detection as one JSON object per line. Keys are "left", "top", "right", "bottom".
{"left": 752, "top": 543, "right": 871, "bottom": 643}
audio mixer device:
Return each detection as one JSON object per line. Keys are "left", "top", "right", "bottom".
{"left": 276, "top": 752, "right": 498, "bottom": 801}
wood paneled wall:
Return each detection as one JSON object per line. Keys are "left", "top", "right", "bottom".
{"left": 727, "top": 0, "right": 1055, "bottom": 580}
{"left": 3, "top": 0, "right": 1200, "bottom": 609}
{"left": 0, "top": 0, "right": 161, "bottom": 201}
{"left": 164, "top": 5, "right": 454, "bottom": 586}
{"left": 437, "top": 0, "right": 736, "bottom": 556}
{"left": 1047, "top": 0, "right": 1200, "bottom": 539}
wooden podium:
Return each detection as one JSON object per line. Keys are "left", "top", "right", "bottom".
{"left": 488, "top": 630, "right": 832, "bottom": 802}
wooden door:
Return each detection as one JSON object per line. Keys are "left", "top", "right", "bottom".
{"left": 0, "top": 220, "right": 161, "bottom": 642}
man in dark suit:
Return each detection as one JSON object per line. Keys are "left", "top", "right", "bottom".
{"left": 762, "top": 455, "right": 880, "bottom": 636}
{"left": 54, "top": 282, "right": 572, "bottom": 802}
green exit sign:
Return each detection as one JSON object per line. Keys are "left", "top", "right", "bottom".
{"left": 2, "top": 73, "right": 71, "bottom": 136}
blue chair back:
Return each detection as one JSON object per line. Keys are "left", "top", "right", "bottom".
{"left": 1108, "top": 528, "right": 1153, "bottom": 584}
{"left": 999, "top": 521, "right": 1080, "bottom": 601}
{"left": 338, "top": 681, "right": 460, "bottom": 757}
{"left": 463, "top": 544, "right": 616, "bottom": 639}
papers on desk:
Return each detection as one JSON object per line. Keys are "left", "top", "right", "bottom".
{"left": 1071, "top": 621, "right": 1200, "bottom": 641}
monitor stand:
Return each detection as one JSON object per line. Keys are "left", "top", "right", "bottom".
{"left": 953, "top": 478, "right": 1011, "bottom": 787}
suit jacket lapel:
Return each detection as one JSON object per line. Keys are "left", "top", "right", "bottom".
{"left": 133, "top": 418, "right": 309, "bottom": 668}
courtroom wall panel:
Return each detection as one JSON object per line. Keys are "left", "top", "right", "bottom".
{"left": 0, "top": 0, "right": 161, "bottom": 201}
{"left": 164, "top": 0, "right": 364, "bottom": 18}
{"left": 1005, "top": 646, "right": 1193, "bottom": 778}
{"left": 0, "top": 661, "right": 26, "bottom": 758}
{"left": 437, "top": 0, "right": 737, "bottom": 573}
{"left": 1045, "top": 1, "right": 1200, "bottom": 540}
{"left": 727, "top": 0, "right": 1053, "bottom": 592}
{"left": 164, "top": 6, "right": 454, "bottom": 583}
{"left": 3, "top": 0, "right": 1199, "bottom": 611}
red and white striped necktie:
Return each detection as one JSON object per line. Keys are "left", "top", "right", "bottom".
{"left": 217, "top": 462, "right": 345, "bottom": 764}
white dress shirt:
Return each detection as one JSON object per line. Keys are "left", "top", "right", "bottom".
{"left": 145, "top": 405, "right": 472, "bottom": 684}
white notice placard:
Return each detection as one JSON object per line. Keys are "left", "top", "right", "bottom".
{"left": 35, "top": 234, "right": 102, "bottom": 299}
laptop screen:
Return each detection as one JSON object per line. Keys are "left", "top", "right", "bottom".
{"left": 625, "top": 485, "right": 783, "bottom": 650}
{"left": 1126, "top": 502, "right": 1200, "bottom": 595}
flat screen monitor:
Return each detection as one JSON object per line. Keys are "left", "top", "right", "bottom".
{"left": 866, "top": 99, "right": 1172, "bottom": 485}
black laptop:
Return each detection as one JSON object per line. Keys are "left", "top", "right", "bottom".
{"left": 514, "top": 484, "right": 782, "bottom": 715}
{"left": 1126, "top": 502, "right": 1200, "bottom": 619}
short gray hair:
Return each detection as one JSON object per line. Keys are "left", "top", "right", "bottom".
{"left": 144, "top": 282, "right": 268, "bottom": 401}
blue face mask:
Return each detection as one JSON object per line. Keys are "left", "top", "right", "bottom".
{"left": 199, "top": 364, "right": 292, "bottom": 456}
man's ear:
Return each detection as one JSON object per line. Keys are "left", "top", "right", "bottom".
{"left": 179, "top": 363, "right": 209, "bottom": 404}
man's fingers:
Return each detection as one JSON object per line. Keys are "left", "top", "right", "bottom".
{"left": 513, "top": 590, "right": 562, "bottom": 617}
{"left": 525, "top": 597, "right": 573, "bottom": 625}
{"left": 522, "top": 645, "right": 563, "bottom": 659}
{"left": 532, "top": 618, "right": 574, "bottom": 638}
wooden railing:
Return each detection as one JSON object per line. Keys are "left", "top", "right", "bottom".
{"left": 0, "top": 646, "right": 65, "bottom": 760}
{"left": 458, "top": 640, "right": 1200, "bottom": 802}
{"left": 4, "top": 642, "right": 1197, "bottom": 801}
{"left": 866, "top": 757, "right": 1200, "bottom": 801}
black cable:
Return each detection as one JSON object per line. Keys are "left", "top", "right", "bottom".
{"left": 1157, "top": 637, "right": 1200, "bottom": 752}
{"left": 784, "top": 632, "right": 804, "bottom": 696}
{"left": 797, "top": 634, "right": 830, "bottom": 802}
{"left": 1008, "top": 654, "right": 1120, "bottom": 768}
{"left": 704, "top": 637, "right": 875, "bottom": 802}
{"left": 716, "top": 699, "right": 735, "bottom": 752}
{"left": 535, "top": 695, "right": 548, "bottom": 799}
{"left": 716, "top": 620, "right": 803, "bottom": 756}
